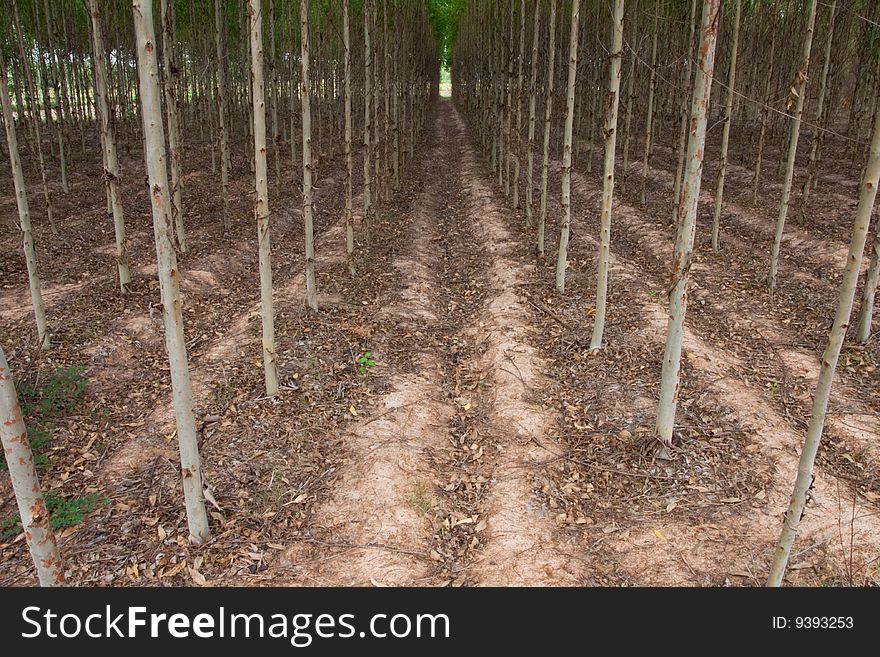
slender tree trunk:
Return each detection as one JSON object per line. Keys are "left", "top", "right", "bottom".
{"left": 12, "top": 0, "right": 56, "bottom": 236}
{"left": 249, "top": 0, "right": 279, "bottom": 397}
{"left": 0, "top": 345, "right": 64, "bottom": 586}
{"left": 640, "top": 3, "right": 659, "bottom": 208}
{"left": 555, "top": 0, "right": 580, "bottom": 293}
{"left": 671, "top": 0, "right": 698, "bottom": 226}
{"left": 343, "top": 0, "right": 355, "bottom": 275}
{"left": 768, "top": 103, "right": 880, "bottom": 587}
{"left": 751, "top": 23, "right": 776, "bottom": 206}
{"left": 363, "top": 0, "right": 373, "bottom": 232}
{"left": 620, "top": 10, "right": 636, "bottom": 194}
{"left": 803, "top": 0, "right": 837, "bottom": 205}
{"left": 525, "top": 0, "right": 540, "bottom": 227}
{"left": 769, "top": 0, "right": 818, "bottom": 292}
{"left": 512, "top": 0, "right": 526, "bottom": 211}
{"left": 590, "top": 0, "right": 624, "bottom": 350}
{"left": 655, "top": 0, "right": 722, "bottom": 445}
{"left": 161, "top": 0, "right": 187, "bottom": 253}
{"left": 215, "top": 0, "right": 231, "bottom": 229}
{"left": 856, "top": 218, "right": 880, "bottom": 344}
{"left": 538, "top": 0, "right": 557, "bottom": 257}
{"left": 87, "top": 0, "right": 131, "bottom": 293}
{"left": 41, "top": 0, "right": 69, "bottom": 194}
{"left": 300, "top": 0, "right": 318, "bottom": 312}
{"left": 132, "top": 0, "right": 210, "bottom": 544}
{"left": 1, "top": 50, "right": 50, "bottom": 348}
{"left": 711, "top": 0, "right": 742, "bottom": 251}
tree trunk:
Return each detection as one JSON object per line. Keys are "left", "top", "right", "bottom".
{"left": 1, "top": 48, "right": 50, "bottom": 348}
{"left": 363, "top": 0, "right": 373, "bottom": 234}
{"left": 343, "top": 0, "right": 355, "bottom": 275}
{"left": 87, "top": 0, "right": 131, "bottom": 293}
{"left": 525, "top": 0, "right": 540, "bottom": 227}
{"left": 132, "top": 0, "right": 210, "bottom": 544}
{"left": 0, "top": 345, "right": 64, "bottom": 586}
{"left": 538, "top": 0, "right": 557, "bottom": 257}
{"left": 640, "top": 2, "right": 659, "bottom": 208}
{"left": 300, "top": 0, "right": 318, "bottom": 312}
{"left": 671, "top": 0, "right": 698, "bottom": 227}
{"left": 768, "top": 102, "right": 880, "bottom": 587}
{"left": 249, "top": 0, "right": 280, "bottom": 397}
{"left": 711, "top": 0, "right": 742, "bottom": 251}
{"left": 554, "top": 0, "right": 580, "bottom": 294}
{"left": 214, "top": 0, "right": 231, "bottom": 229}
{"left": 856, "top": 218, "right": 880, "bottom": 344}
{"left": 590, "top": 0, "right": 624, "bottom": 350}
{"left": 768, "top": 0, "right": 818, "bottom": 292}
{"left": 803, "top": 0, "right": 837, "bottom": 205}
{"left": 161, "top": 0, "right": 187, "bottom": 253}
{"left": 655, "top": 0, "right": 722, "bottom": 445}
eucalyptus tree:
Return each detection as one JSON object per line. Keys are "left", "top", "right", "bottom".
{"left": 87, "top": 0, "right": 131, "bottom": 292}
{"left": 710, "top": 0, "right": 741, "bottom": 251}
{"left": 555, "top": 0, "right": 581, "bottom": 294}
{"left": 0, "top": 345, "right": 64, "bottom": 586}
{"left": 0, "top": 46, "right": 50, "bottom": 348}
{"left": 589, "top": 0, "right": 624, "bottom": 351}
{"left": 525, "top": 0, "right": 541, "bottom": 227}
{"left": 214, "top": 0, "right": 231, "bottom": 229}
{"left": 769, "top": 103, "right": 880, "bottom": 587}
{"left": 656, "top": 0, "right": 722, "bottom": 446}
{"left": 11, "top": 0, "right": 56, "bottom": 235}
{"left": 249, "top": 0, "right": 279, "bottom": 397}
{"left": 343, "top": 0, "right": 355, "bottom": 275}
{"left": 132, "top": 0, "right": 209, "bottom": 544}
{"left": 538, "top": 0, "right": 558, "bottom": 257}
{"left": 160, "top": 0, "right": 187, "bottom": 252}
{"left": 768, "top": 0, "right": 818, "bottom": 293}
{"left": 300, "top": 0, "right": 318, "bottom": 312}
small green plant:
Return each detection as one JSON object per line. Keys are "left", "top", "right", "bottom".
{"left": 767, "top": 380, "right": 780, "bottom": 400}
{"left": 1, "top": 367, "right": 87, "bottom": 471}
{"left": 45, "top": 492, "right": 104, "bottom": 530}
{"left": 647, "top": 290, "right": 659, "bottom": 299}
{"left": 0, "top": 516, "right": 22, "bottom": 541}
{"left": 356, "top": 351, "right": 377, "bottom": 376}
{"left": 0, "top": 493, "right": 105, "bottom": 541}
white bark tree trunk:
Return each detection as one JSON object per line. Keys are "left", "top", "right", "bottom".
{"left": 768, "top": 102, "right": 880, "bottom": 586}
{"left": 87, "top": 0, "right": 131, "bottom": 293}
{"left": 1, "top": 49, "right": 50, "bottom": 349}
{"left": 655, "top": 0, "right": 723, "bottom": 445}
{"left": 0, "top": 345, "right": 64, "bottom": 586}
{"left": 711, "top": 0, "right": 741, "bottom": 251}
{"left": 132, "top": 0, "right": 210, "bottom": 544}
{"left": 555, "top": 0, "right": 580, "bottom": 293}
{"left": 249, "top": 0, "right": 279, "bottom": 397}
{"left": 590, "top": 0, "right": 624, "bottom": 350}
{"left": 300, "top": 0, "right": 318, "bottom": 312}
{"left": 160, "top": 0, "right": 187, "bottom": 253}
{"left": 769, "top": 0, "right": 818, "bottom": 292}
{"left": 538, "top": 0, "right": 557, "bottom": 257}
{"left": 344, "top": 0, "right": 355, "bottom": 275}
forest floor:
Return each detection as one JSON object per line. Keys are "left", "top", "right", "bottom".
{"left": 1, "top": 100, "right": 879, "bottom": 586}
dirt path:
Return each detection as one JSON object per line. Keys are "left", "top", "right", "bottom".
{"left": 275, "top": 101, "right": 586, "bottom": 586}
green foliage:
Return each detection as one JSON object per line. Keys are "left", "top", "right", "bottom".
{"left": 45, "top": 492, "right": 104, "bottom": 531}
{"left": 356, "top": 351, "right": 377, "bottom": 376}
{"left": 426, "top": 0, "right": 466, "bottom": 67}
{"left": 0, "top": 516, "right": 21, "bottom": 541}
{"left": 0, "top": 367, "right": 87, "bottom": 471}
{"left": 0, "top": 493, "right": 105, "bottom": 541}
